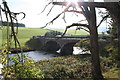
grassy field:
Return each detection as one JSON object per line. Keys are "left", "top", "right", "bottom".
{"left": 51, "top": 29, "right": 89, "bottom": 35}
{"left": 1, "top": 27, "right": 88, "bottom": 48}
{"left": 1, "top": 27, "right": 49, "bottom": 47}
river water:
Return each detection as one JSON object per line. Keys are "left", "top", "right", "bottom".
{"left": 9, "top": 47, "right": 90, "bottom": 62}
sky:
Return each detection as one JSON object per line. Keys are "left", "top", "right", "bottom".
{"left": 0, "top": 0, "right": 113, "bottom": 32}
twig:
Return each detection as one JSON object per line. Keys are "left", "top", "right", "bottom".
{"left": 41, "top": 4, "right": 71, "bottom": 28}
{"left": 41, "top": 12, "right": 64, "bottom": 28}
{"left": 40, "top": 2, "right": 52, "bottom": 14}
{"left": 47, "top": 5, "right": 54, "bottom": 16}
{"left": 62, "top": 13, "right": 66, "bottom": 23}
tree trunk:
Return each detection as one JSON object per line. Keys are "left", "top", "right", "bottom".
{"left": 89, "top": 6, "right": 104, "bottom": 80}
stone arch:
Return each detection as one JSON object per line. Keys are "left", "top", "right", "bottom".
{"left": 25, "top": 38, "right": 43, "bottom": 50}
{"left": 44, "top": 41, "right": 60, "bottom": 52}
{"left": 60, "top": 42, "right": 77, "bottom": 55}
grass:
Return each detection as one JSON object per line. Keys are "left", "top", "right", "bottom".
{"left": 52, "top": 28, "right": 89, "bottom": 35}
{"left": 1, "top": 27, "right": 119, "bottom": 79}
{"left": 103, "top": 69, "right": 119, "bottom": 79}
{"left": 1, "top": 27, "right": 49, "bottom": 47}
{"left": 1, "top": 27, "right": 88, "bottom": 48}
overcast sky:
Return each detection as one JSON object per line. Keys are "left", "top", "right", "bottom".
{"left": 0, "top": 0, "right": 112, "bottom": 32}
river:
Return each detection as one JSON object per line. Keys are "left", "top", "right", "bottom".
{"left": 9, "top": 47, "right": 90, "bottom": 62}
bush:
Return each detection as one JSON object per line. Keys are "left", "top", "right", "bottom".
{"left": 36, "top": 55, "right": 92, "bottom": 78}
{"left": 75, "top": 39, "right": 110, "bottom": 57}
{"left": 75, "top": 39, "right": 90, "bottom": 51}
{"left": 105, "top": 39, "right": 120, "bottom": 67}
{"left": 44, "top": 31, "right": 62, "bottom": 37}
{"left": 2, "top": 54, "right": 44, "bottom": 79}
{"left": 100, "top": 57, "right": 117, "bottom": 73}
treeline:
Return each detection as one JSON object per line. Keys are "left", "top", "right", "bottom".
{"left": 0, "top": 21, "right": 25, "bottom": 27}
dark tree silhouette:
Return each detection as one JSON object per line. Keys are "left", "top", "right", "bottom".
{"left": 41, "top": 1, "right": 120, "bottom": 80}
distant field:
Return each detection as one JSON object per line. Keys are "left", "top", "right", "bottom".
{"left": 51, "top": 29, "right": 89, "bottom": 35}
{"left": 2, "top": 27, "right": 49, "bottom": 47}
{"left": 1, "top": 27, "right": 88, "bottom": 47}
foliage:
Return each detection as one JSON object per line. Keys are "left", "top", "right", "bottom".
{"left": 0, "top": 21, "right": 25, "bottom": 27}
{"left": 51, "top": 29, "right": 89, "bottom": 35}
{"left": 106, "top": 40, "right": 120, "bottom": 66}
{"left": 75, "top": 39, "right": 111, "bottom": 57}
{"left": 44, "top": 30, "right": 62, "bottom": 37}
{"left": 1, "top": 43, "right": 44, "bottom": 79}
{"left": 107, "top": 21, "right": 117, "bottom": 39}
{"left": 106, "top": 21, "right": 120, "bottom": 67}
{"left": 101, "top": 57, "right": 119, "bottom": 78}
{"left": 35, "top": 55, "right": 118, "bottom": 79}
{"left": 75, "top": 39, "right": 90, "bottom": 51}
{"left": 2, "top": 54, "right": 44, "bottom": 79}
{"left": 0, "top": 2, "right": 44, "bottom": 78}
{"left": 100, "top": 57, "right": 117, "bottom": 73}
{"left": 1, "top": 27, "right": 89, "bottom": 48}
{"left": 1, "top": 27, "right": 49, "bottom": 48}
{"left": 36, "top": 55, "right": 92, "bottom": 78}
{"left": 103, "top": 69, "right": 119, "bottom": 78}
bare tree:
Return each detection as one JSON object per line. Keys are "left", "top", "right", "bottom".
{"left": 41, "top": 1, "right": 120, "bottom": 80}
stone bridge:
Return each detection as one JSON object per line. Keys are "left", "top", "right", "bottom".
{"left": 35, "top": 36, "right": 81, "bottom": 55}
{"left": 26, "top": 35, "right": 109, "bottom": 55}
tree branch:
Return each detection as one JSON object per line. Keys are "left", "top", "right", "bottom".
{"left": 41, "top": 11, "right": 64, "bottom": 28}
{"left": 66, "top": 10, "right": 83, "bottom": 14}
{"left": 62, "top": 13, "right": 66, "bottom": 23}
{"left": 47, "top": 5, "right": 54, "bottom": 16}
{"left": 97, "top": 14, "right": 109, "bottom": 27}
{"left": 41, "top": 2, "right": 52, "bottom": 14}
{"left": 52, "top": 2, "right": 118, "bottom": 8}
{"left": 61, "top": 26, "right": 68, "bottom": 37}
{"left": 76, "top": 27, "right": 90, "bottom": 33}
{"left": 41, "top": 4, "right": 71, "bottom": 28}
{"left": 67, "top": 23, "right": 89, "bottom": 28}
{"left": 61, "top": 23, "right": 89, "bottom": 37}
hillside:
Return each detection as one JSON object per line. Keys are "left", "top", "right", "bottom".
{"left": 1, "top": 27, "right": 88, "bottom": 47}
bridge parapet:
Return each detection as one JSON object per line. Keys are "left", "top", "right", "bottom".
{"left": 37, "top": 36, "right": 80, "bottom": 48}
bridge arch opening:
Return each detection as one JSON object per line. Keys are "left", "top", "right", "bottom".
{"left": 45, "top": 41, "right": 60, "bottom": 52}
{"left": 60, "top": 42, "right": 77, "bottom": 55}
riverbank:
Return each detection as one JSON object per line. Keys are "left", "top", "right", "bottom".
{"left": 0, "top": 46, "right": 35, "bottom": 54}
{"left": 1, "top": 50, "right": 119, "bottom": 79}
{"left": 10, "top": 48, "right": 35, "bottom": 54}
{"left": 36, "top": 55, "right": 119, "bottom": 79}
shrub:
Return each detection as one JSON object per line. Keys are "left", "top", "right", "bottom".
{"left": 37, "top": 55, "right": 92, "bottom": 78}
{"left": 44, "top": 31, "right": 62, "bottom": 37}
{"left": 75, "top": 39, "right": 90, "bottom": 51}
{"left": 2, "top": 54, "right": 44, "bottom": 79}
{"left": 105, "top": 39, "right": 120, "bottom": 67}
